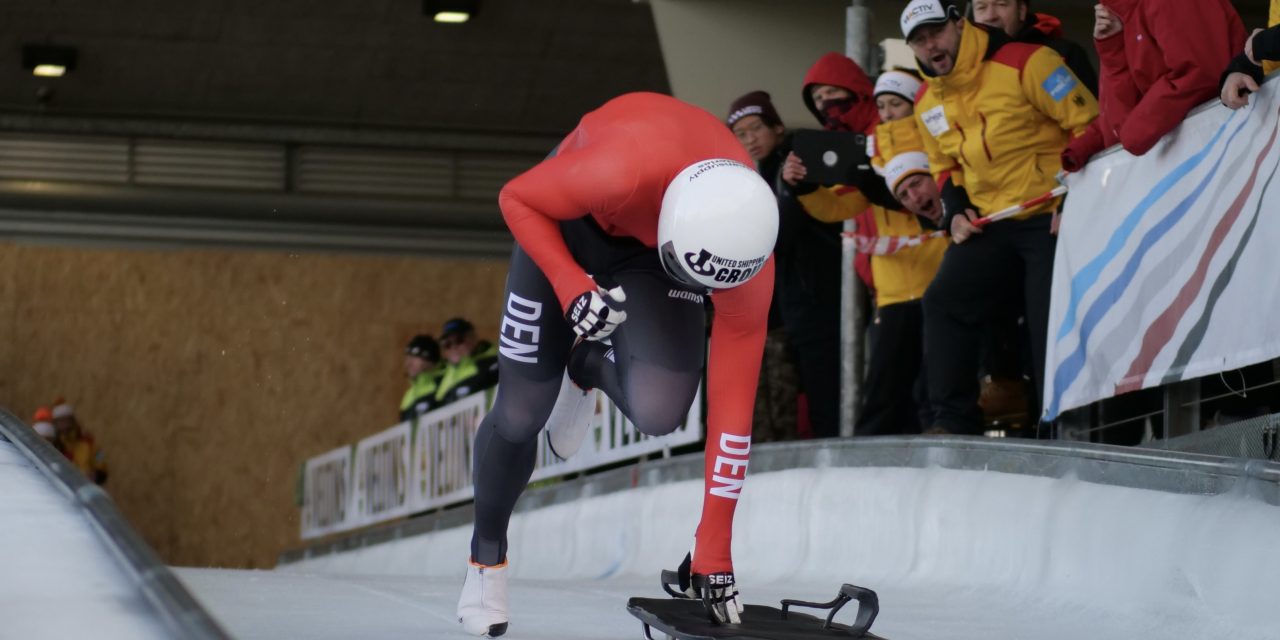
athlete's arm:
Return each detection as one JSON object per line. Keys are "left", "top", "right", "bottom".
{"left": 498, "top": 128, "right": 642, "bottom": 311}
{"left": 691, "top": 257, "right": 774, "bottom": 576}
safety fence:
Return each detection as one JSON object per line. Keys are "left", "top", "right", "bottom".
{"left": 1145, "top": 411, "right": 1280, "bottom": 461}
{"left": 298, "top": 386, "right": 703, "bottom": 540}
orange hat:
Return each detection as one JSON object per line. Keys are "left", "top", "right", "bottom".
{"left": 33, "top": 406, "right": 53, "bottom": 422}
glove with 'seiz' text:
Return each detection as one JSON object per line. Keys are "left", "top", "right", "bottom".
{"left": 565, "top": 284, "right": 627, "bottom": 342}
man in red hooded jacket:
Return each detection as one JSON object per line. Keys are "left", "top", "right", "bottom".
{"left": 778, "top": 52, "right": 896, "bottom": 438}
{"left": 1062, "top": 0, "right": 1247, "bottom": 171}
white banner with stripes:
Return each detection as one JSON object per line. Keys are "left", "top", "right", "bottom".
{"left": 1045, "top": 80, "right": 1280, "bottom": 419}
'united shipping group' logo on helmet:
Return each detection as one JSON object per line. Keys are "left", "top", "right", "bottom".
{"left": 683, "top": 248, "right": 766, "bottom": 285}
{"left": 686, "top": 159, "right": 751, "bottom": 182}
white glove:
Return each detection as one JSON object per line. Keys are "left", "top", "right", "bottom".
{"left": 694, "top": 572, "right": 743, "bottom": 624}
{"left": 676, "top": 550, "right": 743, "bottom": 624}
{"left": 564, "top": 284, "right": 627, "bottom": 342}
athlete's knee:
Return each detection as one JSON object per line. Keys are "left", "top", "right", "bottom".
{"left": 627, "top": 402, "right": 687, "bottom": 437}
{"left": 488, "top": 389, "right": 558, "bottom": 443}
{"left": 623, "top": 372, "right": 700, "bottom": 437}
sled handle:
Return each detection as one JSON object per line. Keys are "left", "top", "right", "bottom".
{"left": 781, "top": 583, "right": 879, "bottom": 635}
{"left": 640, "top": 621, "right": 659, "bottom": 640}
{"left": 660, "top": 569, "right": 690, "bottom": 599}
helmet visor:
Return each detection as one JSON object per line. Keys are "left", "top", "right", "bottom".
{"left": 659, "top": 241, "right": 708, "bottom": 291}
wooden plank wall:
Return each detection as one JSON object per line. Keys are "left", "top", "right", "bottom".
{"left": 0, "top": 241, "right": 509, "bottom": 568}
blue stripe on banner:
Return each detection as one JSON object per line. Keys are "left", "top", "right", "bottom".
{"left": 1046, "top": 110, "right": 1253, "bottom": 420}
{"left": 1055, "top": 110, "right": 1242, "bottom": 342}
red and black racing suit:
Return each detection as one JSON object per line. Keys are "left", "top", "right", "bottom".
{"left": 471, "top": 92, "right": 774, "bottom": 577}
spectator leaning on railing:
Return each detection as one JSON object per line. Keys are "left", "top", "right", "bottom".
{"left": 856, "top": 71, "right": 947, "bottom": 436}
{"left": 400, "top": 334, "right": 445, "bottom": 422}
{"left": 903, "top": 0, "right": 1098, "bottom": 435}
{"left": 970, "top": 0, "right": 1098, "bottom": 97}
{"left": 1061, "top": 0, "right": 1246, "bottom": 172}
{"left": 1222, "top": 16, "right": 1280, "bottom": 110}
{"left": 726, "top": 91, "right": 802, "bottom": 443}
{"left": 435, "top": 317, "right": 499, "bottom": 407}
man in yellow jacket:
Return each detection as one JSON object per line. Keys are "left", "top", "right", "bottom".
{"left": 902, "top": 0, "right": 1097, "bottom": 434}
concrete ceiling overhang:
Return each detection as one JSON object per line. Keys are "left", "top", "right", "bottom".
{"left": 0, "top": 0, "right": 669, "bottom": 136}
{"left": 648, "top": 0, "right": 1270, "bottom": 129}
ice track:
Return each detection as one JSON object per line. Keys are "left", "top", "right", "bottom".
{"left": 6, "top": 429, "right": 1280, "bottom": 640}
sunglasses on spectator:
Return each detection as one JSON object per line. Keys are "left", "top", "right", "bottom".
{"left": 440, "top": 336, "right": 463, "bottom": 348}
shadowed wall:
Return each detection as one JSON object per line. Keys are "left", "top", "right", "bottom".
{"left": 0, "top": 241, "right": 508, "bottom": 568}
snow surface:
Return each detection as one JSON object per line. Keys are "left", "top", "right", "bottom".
{"left": 0, "top": 439, "right": 169, "bottom": 640}
{"left": 8, "top": 434, "right": 1280, "bottom": 640}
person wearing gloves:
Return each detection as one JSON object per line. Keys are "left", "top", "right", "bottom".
{"left": 457, "top": 92, "right": 778, "bottom": 637}
{"left": 1062, "top": 0, "right": 1246, "bottom": 171}
{"left": 1221, "top": 1, "right": 1280, "bottom": 110}
{"left": 903, "top": 0, "right": 1097, "bottom": 434}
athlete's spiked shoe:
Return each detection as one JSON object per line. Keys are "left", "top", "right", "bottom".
{"left": 457, "top": 559, "right": 510, "bottom": 637}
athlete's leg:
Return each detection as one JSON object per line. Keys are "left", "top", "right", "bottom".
{"left": 470, "top": 245, "right": 574, "bottom": 566}
{"left": 571, "top": 271, "right": 707, "bottom": 436}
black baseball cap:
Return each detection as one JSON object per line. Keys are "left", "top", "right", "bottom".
{"left": 405, "top": 334, "right": 440, "bottom": 361}
{"left": 440, "top": 317, "right": 475, "bottom": 341}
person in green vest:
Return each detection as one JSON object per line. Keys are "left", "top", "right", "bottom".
{"left": 435, "top": 317, "right": 499, "bottom": 407}
{"left": 400, "top": 334, "right": 444, "bottom": 422}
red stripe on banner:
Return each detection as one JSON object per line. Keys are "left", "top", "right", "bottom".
{"left": 1115, "top": 112, "right": 1280, "bottom": 395}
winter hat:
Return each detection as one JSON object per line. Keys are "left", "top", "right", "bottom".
{"left": 874, "top": 70, "right": 923, "bottom": 103}
{"left": 801, "top": 52, "right": 879, "bottom": 134}
{"left": 31, "top": 406, "right": 55, "bottom": 439}
{"left": 901, "top": 0, "right": 961, "bottom": 40}
{"left": 405, "top": 334, "right": 440, "bottom": 362}
{"left": 33, "top": 420, "right": 56, "bottom": 439}
{"left": 440, "top": 317, "right": 475, "bottom": 342}
{"left": 883, "top": 151, "right": 933, "bottom": 194}
{"left": 726, "top": 91, "right": 783, "bottom": 129}
{"left": 51, "top": 402, "right": 74, "bottom": 420}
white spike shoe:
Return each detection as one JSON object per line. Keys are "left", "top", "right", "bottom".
{"left": 457, "top": 560, "right": 509, "bottom": 637}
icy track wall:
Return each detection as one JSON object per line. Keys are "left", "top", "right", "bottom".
{"left": 287, "top": 440, "right": 1280, "bottom": 634}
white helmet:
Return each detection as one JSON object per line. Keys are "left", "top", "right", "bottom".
{"left": 658, "top": 159, "right": 779, "bottom": 291}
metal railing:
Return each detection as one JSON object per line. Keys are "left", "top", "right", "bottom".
{"left": 298, "top": 386, "right": 703, "bottom": 541}
{"left": 0, "top": 408, "right": 230, "bottom": 640}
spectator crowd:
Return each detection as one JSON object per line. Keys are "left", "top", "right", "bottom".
{"left": 394, "top": 0, "right": 1278, "bottom": 441}
{"left": 399, "top": 317, "right": 499, "bottom": 423}
{"left": 727, "top": 0, "right": 1265, "bottom": 440}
